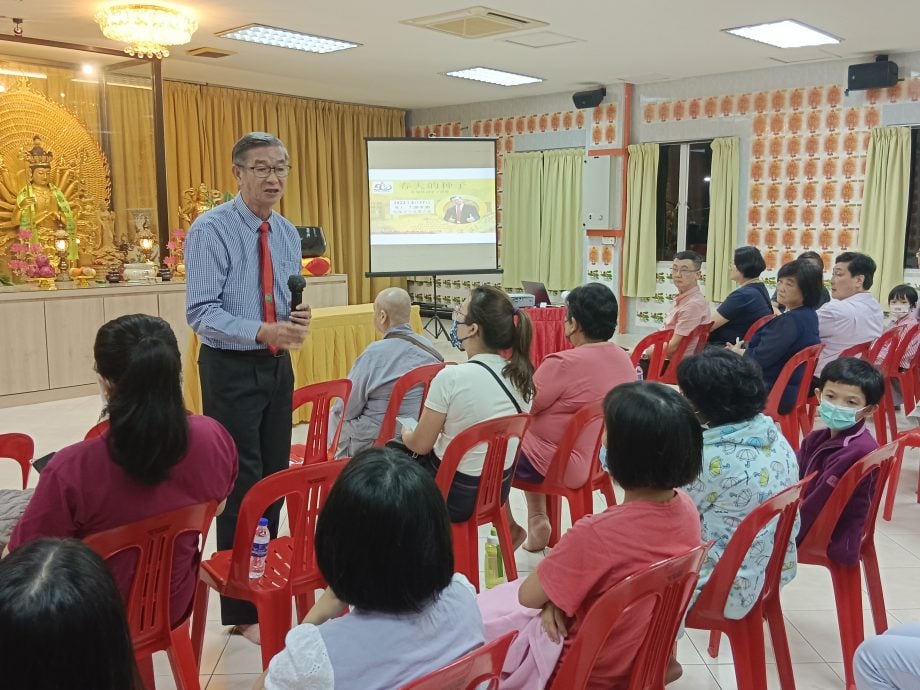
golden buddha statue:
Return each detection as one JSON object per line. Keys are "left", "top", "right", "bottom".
{"left": 178, "top": 182, "right": 225, "bottom": 228}
{"left": 12, "top": 137, "right": 78, "bottom": 261}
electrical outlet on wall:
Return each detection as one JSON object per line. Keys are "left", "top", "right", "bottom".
{"left": 601, "top": 236, "right": 617, "bottom": 245}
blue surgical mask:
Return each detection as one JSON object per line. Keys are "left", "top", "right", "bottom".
{"left": 448, "top": 319, "right": 466, "bottom": 350}
{"left": 818, "top": 398, "right": 866, "bottom": 431}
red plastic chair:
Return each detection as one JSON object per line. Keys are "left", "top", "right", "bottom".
{"left": 873, "top": 323, "right": 920, "bottom": 445}
{"left": 373, "top": 363, "right": 446, "bottom": 447}
{"left": 743, "top": 314, "right": 775, "bottom": 344}
{"left": 547, "top": 544, "right": 709, "bottom": 690}
{"left": 0, "top": 432, "right": 34, "bottom": 489}
{"left": 839, "top": 341, "right": 873, "bottom": 360}
{"left": 191, "top": 462, "right": 348, "bottom": 670}
{"left": 796, "top": 440, "right": 899, "bottom": 689}
{"left": 399, "top": 631, "right": 518, "bottom": 690}
{"left": 290, "top": 379, "right": 352, "bottom": 464}
{"left": 764, "top": 343, "right": 824, "bottom": 451}
{"left": 629, "top": 329, "right": 674, "bottom": 382}
{"left": 685, "top": 478, "right": 814, "bottom": 690}
{"left": 882, "top": 428, "right": 920, "bottom": 522}
{"left": 659, "top": 322, "right": 714, "bottom": 385}
{"left": 84, "top": 501, "right": 218, "bottom": 690}
{"left": 435, "top": 414, "right": 531, "bottom": 592}
{"left": 898, "top": 330, "right": 920, "bottom": 417}
{"left": 512, "top": 401, "right": 613, "bottom": 548}
{"left": 84, "top": 419, "right": 110, "bottom": 441}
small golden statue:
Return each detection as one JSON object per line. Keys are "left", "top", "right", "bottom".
{"left": 178, "top": 183, "right": 225, "bottom": 228}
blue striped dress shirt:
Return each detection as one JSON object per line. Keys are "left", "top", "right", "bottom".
{"left": 185, "top": 194, "right": 302, "bottom": 351}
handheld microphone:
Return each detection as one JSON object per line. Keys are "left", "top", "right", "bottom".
{"left": 288, "top": 274, "right": 306, "bottom": 311}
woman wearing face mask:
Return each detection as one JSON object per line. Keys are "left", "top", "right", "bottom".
{"left": 875, "top": 285, "right": 920, "bottom": 395}
{"left": 508, "top": 283, "right": 636, "bottom": 552}
{"left": 8, "top": 314, "right": 237, "bottom": 627}
{"left": 795, "top": 357, "right": 884, "bottom": 565}
{"left": 401, "top": 286, "right": 534, "bottom": 523}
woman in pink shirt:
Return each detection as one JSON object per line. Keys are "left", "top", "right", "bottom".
{"left": 510, "top": 283, "right": 637, "bottom": 552}
{"left": 9, "top": 314, "right": 238, "bottom": 627}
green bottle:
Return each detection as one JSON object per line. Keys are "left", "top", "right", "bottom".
{"left": 484, "top": 527, "right": 505, "bottom": 589}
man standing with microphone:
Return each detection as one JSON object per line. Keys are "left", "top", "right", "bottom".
{"left": 186, "top": 132, "right": 311, "bottom": 644}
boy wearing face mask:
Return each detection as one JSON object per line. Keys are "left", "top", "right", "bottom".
{"left": 796, "top": 357, "right": 884, "bottom": 565}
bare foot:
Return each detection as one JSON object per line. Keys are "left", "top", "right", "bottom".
{"left": 665, "top": 655, "right": 683, "bottom": 684}
{"left": 523, "top": 514, "right": 551, "bottom": 553}
{"left": 233, "top": 624, "right": 261, "bottom": 646}
{"left": 510, "top": 523, "right": 527, "bottom": 551}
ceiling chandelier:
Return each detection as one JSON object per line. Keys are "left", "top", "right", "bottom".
{"left": 95, "top": 4, "right": 198, "bottom": 59}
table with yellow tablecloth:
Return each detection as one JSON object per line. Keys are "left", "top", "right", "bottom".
{"left": 183, "top": 304, "right": 423, "bottom": 423}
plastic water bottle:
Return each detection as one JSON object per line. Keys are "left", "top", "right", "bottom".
{"left": 249, "top": 518, "right": 270, "bottom": 579}
{"left": 635, "top": 365, "right": 644, "bottom": 381}
{"left": 484, "top": 527, "right": 505, "bottom": 589}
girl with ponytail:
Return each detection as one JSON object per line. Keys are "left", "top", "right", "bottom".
{"left": 9, "top": 314, "right": 238, "bottom": 626}
{"left": 401, "top": 286, "right": 534, "bottom": 523}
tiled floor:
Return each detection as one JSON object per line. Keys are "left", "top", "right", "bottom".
{"left": 3, "top": 357, "right": 920, "bottom": 689}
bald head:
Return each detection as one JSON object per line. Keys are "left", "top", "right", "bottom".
{"left": 374, "top": 287, "right": 412, "bottom": 327}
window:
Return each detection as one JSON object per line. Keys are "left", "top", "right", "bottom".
{"left": 904, "top": 128, "right": 920, "bottom": 269}
{"left": 655, "top": 141, "right": 713, "bottom": 261}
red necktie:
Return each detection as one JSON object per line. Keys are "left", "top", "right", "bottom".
{"left": 258, "top": 222, "right": 277, "bottom": 353}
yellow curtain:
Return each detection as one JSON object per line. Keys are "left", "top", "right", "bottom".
{"left": 106, "top": 85, "right": 156, "bottom": 244}
{"left": 705, "top": 137, "right": 740, "bottom": 302}
{"left": 861, "top": 126, "right": 911, "bottom": 302}
{"left": 501, "top": 152, "right": 543, "bottom": 290}
{"left": 623, "top": 143, "right": 659, "bottom": 297}
{"left": 163, "top": 82, "right": 406, "bottom": 304}
{"left": 540, "top": 148, "right": 584, "bottom": 291}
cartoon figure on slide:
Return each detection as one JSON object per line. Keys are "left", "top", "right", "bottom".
{"left": 443, "top": 195, "right": 479, "bottom": 224}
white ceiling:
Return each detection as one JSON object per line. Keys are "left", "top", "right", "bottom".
{"left": 2, "top": 0, "right": 919, "bottom": 109}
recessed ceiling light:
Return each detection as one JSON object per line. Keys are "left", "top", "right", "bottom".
{"left": 724, "top": 19, "right": 840, "bottom": 49}
{"left": 445, "top": 67, "right": 543, "bottom": 86}
{"left": 216, "top": 24, "right": 359, "bottom": 53}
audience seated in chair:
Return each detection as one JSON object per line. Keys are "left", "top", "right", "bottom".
{"left": 815, "top": 252, "right": 884, "bottom": 378}
{"left": 771, "top": 250, "right": 831, "bottom": 314}
{"left": 875, "top": 284, "right": 920, "bottom": 403}
{"left": 677, "top": 348, "right": 799, "bottom": 618}
{"left": 329, "top": 287, "right": 442, "bottom": 457}
{"left": 796, "top": 357, "right": 883, "bottom": 564}
{"left": 477, "top": 382, "right": 703, "bottom": 690}
{"left": 708, "top": 246, "right": 773, "bottom": 347}
{"left": 0, "top": 538, "right": 141, "bottom": 690}
{"left": 509, "top": 282, "right": 636, "bottom": 552}
{"left": 7, "top": 314, "right": 237, "bottom": 627}
{"left": 256, "top": 448, "right": 484, "bottom": 690}
{"left": 855, "top": 623, "right": 920, "bottom": 689}
{"left": 401, "top": 286, "right": 534, "bottom": 523}
{"left": 728, "top": 258, "right": 822, "bottom": 414}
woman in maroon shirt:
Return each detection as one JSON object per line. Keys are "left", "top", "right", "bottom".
{"left": 9, "top": 314, "right": 238, "bottom": 626}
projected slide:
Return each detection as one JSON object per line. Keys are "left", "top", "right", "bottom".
{"left": 367, "top": 139, "right": 498, "bottom": 275}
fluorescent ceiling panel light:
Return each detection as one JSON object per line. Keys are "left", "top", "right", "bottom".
{"left": 725, "top": 19, "right": 840, "bottom": 49}
{"left": 216, "top": 24, "right": 359, "bottom": 53}
{"left": 0, "top": 68, "right": 47, "bottom": 79}
{"left": 445, "top": 67, "right": 542, "bottom": 86}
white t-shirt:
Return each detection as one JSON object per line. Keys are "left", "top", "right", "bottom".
{"left": 424, "top": 353, "right": 531, "bottom": 475}
{"left": 263, "top": 574, "right": 484, "bottom": 690}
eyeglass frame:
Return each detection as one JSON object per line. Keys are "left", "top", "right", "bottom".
{"left": 670, "top": 265, "right": 700, "bottom": 275}
{"left": 242, "top": 164, "right": 292, "bottom": 179}
{"left": 452, "top": 306, "right": 468, "bottom": 323}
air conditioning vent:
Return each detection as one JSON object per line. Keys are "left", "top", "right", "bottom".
{"left": 402, "top": 6, "right": 547, "bottom": 39}
{"left": 186, "top": 47, "right": 235, "bottom": 59}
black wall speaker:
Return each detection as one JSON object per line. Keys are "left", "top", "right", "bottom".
{"left": 848, "top": 59, "right": 899, "bottom": 92}
{"left": 572, "top": 87, "right": 607, "bottom": 110}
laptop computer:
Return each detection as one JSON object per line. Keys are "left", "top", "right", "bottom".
{"left": 521, "top": 280, "right": 552, "bottom": 306}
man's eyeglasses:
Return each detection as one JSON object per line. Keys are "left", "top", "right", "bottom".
{"left": 670, "top": 266, "right": 699, "bottom": 275}
{"left": 245, "top": 165, "right": 292, "bottom": 179}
